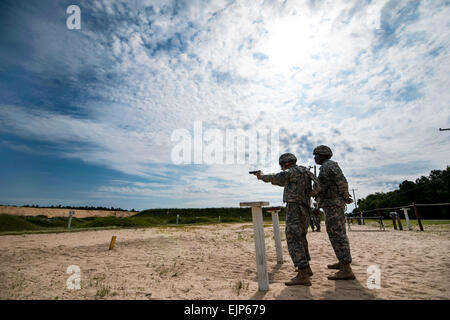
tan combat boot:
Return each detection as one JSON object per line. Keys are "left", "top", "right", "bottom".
{"left": 294, "top": 264, "right": 313, "bottom": 277}
{"left": 285, "top": 268, "right": 312, "bottom": 286}
{"left": 327, "top": 262, "right": 356, "bottom": 280}
{"left": 327, "top": 262, "right": 341, "bottom": 270}
{"left": 306, "top": 264, "right": 314, "bottom": 276}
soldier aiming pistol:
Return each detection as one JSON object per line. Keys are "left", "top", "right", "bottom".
{"left": 252, "top": 153, "right": 320, "bottom": 286}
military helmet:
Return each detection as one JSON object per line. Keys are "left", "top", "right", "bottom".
{"left": 313, "top": 145, "right": 333, "bottom": 157}
{"left": 279, "top": 153, "right": 297, "bottom": 164}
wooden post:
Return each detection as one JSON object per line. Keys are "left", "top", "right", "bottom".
{"left": 413, "top": 203, "right": 424, "bottom": 231}
{"left": 397, "top": 216, "right": 403, "bottom": 230}
{"left": 240, "top": 202, "right": 270, "bottom": 292}
{"left": 377, "top": 210, "right": 384, "bottom": 230}
{"left": 67, "top": 211, "right": 75, "bottom": 230}
{"left": 267, "top": 208, "right": 283, "bottom": 265}
{"left": 377, "top": 210, "right": 383, "bottom": 230}
{"left": 401, "top": 208, "right": 412, "bottom": 230}
{"left": 379, "top": 218, "right": 385, "bottom": 231}
{"left": 390, "top": 212, "right": 398, "bottom": 230}
{"left": 176, "top": 214, "right": 179, "bottom": 225}
{"left": 109, "top": 236, "right": 117, "bottom": 250}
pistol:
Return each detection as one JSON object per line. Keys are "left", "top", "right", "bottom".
{"left": 249, "top": 170, "right": 261, "bottom": 175}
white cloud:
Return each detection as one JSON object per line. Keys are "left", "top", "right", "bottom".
{"left": 1, "top": 0, "right": 449, "bottom": 208}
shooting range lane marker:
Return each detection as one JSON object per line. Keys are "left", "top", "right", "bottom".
{"left": 412, "top": 203, "right": 425, "bottom": 231}
{"left": 401, "top": 208, "right": 412, "bottom": 230}
{"left": 239, "top": 202, "right": 270, "bottom": 292}
{"left": 67, "top": 210, "right": 75, "bottom": 230}
{"left": 109, "top": 236, "right": 117, "bottom": 250}
{"left": 267, "top": 207, "right": 283, "bottom": 265}
{"left": 390, "top": 212, "right": 398, "bottom": 230}
{"left": 397, "top": 215, "right": 403, "bottom": 230}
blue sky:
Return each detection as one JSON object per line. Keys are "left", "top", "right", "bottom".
{"left": 0, "top": 0, "right": 449, "bottom": 210}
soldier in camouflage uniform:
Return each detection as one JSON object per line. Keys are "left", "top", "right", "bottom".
{"left": 255, "top": 153, "right": 320, "bottom": 286}
{"left": 310, "top": 202, "right": 321, "bottom": 232}
{"left": 313, "top": 145, "right": 356, "bottom": 280}
{"left": 309, "top": 212, "right": 316, "bottom": 232}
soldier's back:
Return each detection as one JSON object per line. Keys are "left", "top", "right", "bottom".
{"left": 283, "top": 165, "right": 312, "bottom": 205}
{"left": 320, "top": 159, "right": 338, "bottom": 174}
{"left": 318, "top": 160, "right": 346, "bottom": 207}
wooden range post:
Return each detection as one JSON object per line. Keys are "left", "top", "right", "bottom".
{"left": 109, "top": 236, "right": 117, "bottom": 250}
{"left": 412, "top": 203, "right": 424, "bottom": 231}
{"left": 401, "top": 208, "right": 412, "bottom": 230}
{"left": 266, "top": 207, "right": 283, "bottom": 265}
{"left": 390, "top": 212, "right": 398, "bottom": 230}
{"left": 67, "top": 210, "right": 75, "bottom": 230}
{"left": 397, "top": 215, "right": 403, "bottom": 231}
{"left": 240, "top": 201, "right": 270, "bottom": 292}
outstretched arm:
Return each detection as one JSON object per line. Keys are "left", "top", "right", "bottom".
{"left": 261, "top": 170, "right": 291, "bottom": 186}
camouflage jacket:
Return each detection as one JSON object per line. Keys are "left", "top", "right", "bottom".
{"left": 261, "top": 165, "right": 320, "bottom": 206}
{"left": 317, "top": 159, "right": 350, "bottom": 208}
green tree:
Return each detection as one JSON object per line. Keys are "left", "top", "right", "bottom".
{"left": 354, "top": 167, "right": 450, "bottom": 219}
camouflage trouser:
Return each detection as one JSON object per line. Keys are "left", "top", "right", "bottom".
{"left": 311, "top": 214, "right": 321, "bottom": 230}
{"left": 309, "top": 216, "right": 315, "bottom": 230}
{"left": 285, "top": 202, "right": 310, "bottom": 269}
{"left": 323, "top": 205, "right": 352, "bottom": 263}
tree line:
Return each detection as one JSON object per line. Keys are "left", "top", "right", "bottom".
{"left": 6, "top": 204, "right": 137, "bottom": 212}
{"left": 353, "top": 166, "right": 450, "bottom": 219}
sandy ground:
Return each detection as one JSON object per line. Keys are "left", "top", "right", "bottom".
{"left": 0, "top": 222, "right": 449, "bottom": 300}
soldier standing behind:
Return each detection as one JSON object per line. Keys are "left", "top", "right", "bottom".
{"left": 311, "top": 203, "right": 321, "bottom": 232}
{"left": 313, "top": 145, "right": 356, "bottom": 280}
{"left": 255, "top": 153, "right": 320, "bottom": 286}
{"left": 309, "top": 213, "right": 316, "bottom": 232}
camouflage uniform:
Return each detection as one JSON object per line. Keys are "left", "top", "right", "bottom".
{"left": 262, "top": 165, "right": 320, "bottom": 269}
{"left": 309, "top": 214, "right": 316, "bottom": 231}
{"left": 310, "top": 207, "right": 321, "bottom": 231}
{"left": 316, "top": 159, "right": 352, "bottom": 264}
